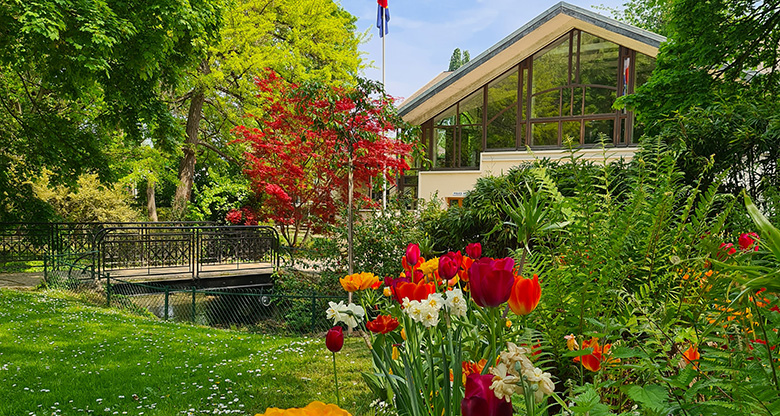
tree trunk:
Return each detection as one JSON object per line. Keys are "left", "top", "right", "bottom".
{"left": 172, "top": 87, "right": 205, "bottom": 219}
{"left": 146, "top": 180, "right": 158, "bottom": 222}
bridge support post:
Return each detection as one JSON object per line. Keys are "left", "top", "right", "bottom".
{"left": 310, "top": 292, "right": 317, "bottom": 333}
{"left": 164, "top": 286, "right": 170, "bottom": 321}
{"left": 191, "top": 286, "right": 197, "bottom": 323}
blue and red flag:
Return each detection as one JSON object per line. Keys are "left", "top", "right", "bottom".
{"left": 377, "top": 0, "right": 390, "bottom": 38}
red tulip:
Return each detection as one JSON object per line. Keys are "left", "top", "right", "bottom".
{"left": 438, "top": 252, "right": 460, "bottom": 280}
{"left": 468, "top": 257, "right": 515, "bottom": 308}
{"left": 739, "top": 232, "right": 759, "bottom": 252}
{"left": 395, "top": 280, "right": 436, "bottom": 303}
{"left": 508, "top": 274, "right": 541, "bottom": 316}
{"left": 365, "top": 315, "right": 400, "bottom": 334}
{"left": 466, "top": 243, "right": 482, "bottom": 259}
{"left": 405, "top": 243, "right": 420, "bottom": 266}
{"left": 326, "top": 326, "right": 344, "bottom": 353}
{"left": 461, "top": 374, "right": 513, "bottom": 416}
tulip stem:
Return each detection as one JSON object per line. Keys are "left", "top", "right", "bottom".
{"left": 332, "top": 351, "right": 341, "bottom": 407}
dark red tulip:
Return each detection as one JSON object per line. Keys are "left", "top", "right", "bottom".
{"left": 469, "top": 257, "right": 515, "bottom": 308}
{"left": 405, "top": 243, "right": 420, "bottom": 266}
{"left": 326, "top": 326, "right": 344, "bottom": 353}
{"left": 438, "top": 252, "right": 460, "bottom": 280}
{"left": 461, "top": 374, "right": 513, "bottom": 416}
{"left": 466, "top": 243, "right": 482, "bottom": 259}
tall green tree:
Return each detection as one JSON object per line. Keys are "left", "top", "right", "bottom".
{"left": 0, "top": 0, "right": 224, "bottom": 221}
{"left": 448, "top": 48, "right": 470, "bottom": 71}
{"left": 618, "top": 0, "right": 780, "bottom": 209}
{"left": 170, "top": 0, "right": 363, "bottom": 218}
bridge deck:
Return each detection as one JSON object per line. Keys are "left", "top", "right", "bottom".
{"left": 106, "top": 262, "right": 275, "bottom": 282}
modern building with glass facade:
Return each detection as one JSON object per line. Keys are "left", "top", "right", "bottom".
{"left": 397, "top": 2, "right": 664, "bottom": 206}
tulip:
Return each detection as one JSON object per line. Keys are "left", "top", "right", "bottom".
{"left": 468, "top": 257, "right": 515, "bottom": 308}
{"left": 365, "top": 315, "right": 400, "bottom": 334}
{"left": 405, "top": 243, "right": 420, "bottom": 266}
{"left": 508, "top": 274, "right": 541, "bottom": 316}
{"left": 325, "top": 326, "right": 345, "bottom": 407}
{"left": 461, "top": 374, "right": 513, "bottom": 416}
{"left": 739, "top": 232, "right": 759, "bottom": 252}
{"left": 325, "top": 326, "right": 344, "bottom": 353}
{"left": 466, "top": 242, "right": 482, "bottom": 259}
{"left": 438, "top": 252, "right": 460, "bottom": 280}
{"left": 394, "top": 280, "right": 436, "bottom": 303}
{"left": 259, "top": 401, "right": 351, "bottom": 416}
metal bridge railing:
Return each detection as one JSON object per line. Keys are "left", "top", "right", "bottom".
{"left": 93, "top": 225, "right": 280, "bottom": 280}
{"left": 0, "top": 221, "right": 215, "bottom": 266}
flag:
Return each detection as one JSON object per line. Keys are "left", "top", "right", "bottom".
{"left": 377, "top": 0, "right": 390, "bottom": 38}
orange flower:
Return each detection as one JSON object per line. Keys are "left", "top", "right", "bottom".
{"left": 450, "top": 359, "right": 488, "bottom": 384}
{"left": 682, "top": 345, "right": 700, "bottom": 369}
{"left": 572, "top": 337, "right": 617, "bottom": 372}
{"left": 340, "top": 272, "right": 379, "bottom": 292}
{"left": 508, "top": 274, "right": 541, "bottom": 316}
{"left": 365, "top": 315, "right": 400, "bottom": 334}
{"left": 258, "top": 400, "right": 352, "bottom": 415}
{"left": 395, "top": 280, "right": 436, "bottom": 303}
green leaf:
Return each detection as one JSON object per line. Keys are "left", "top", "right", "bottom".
{"left": 625, "top": 384, "right": 669, "bottom": 412}
{"left": 745, "top": 193, "right": 780, "bottom": 260}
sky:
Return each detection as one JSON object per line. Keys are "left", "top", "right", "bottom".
{"left": 337, "top": 0, "right": 627, "bottom": 102}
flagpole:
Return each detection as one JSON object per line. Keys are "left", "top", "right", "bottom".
{"left": 381, "top": 14, "right": 388, "bottom": 211}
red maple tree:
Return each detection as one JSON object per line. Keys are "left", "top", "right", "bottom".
{"left": 232, "top": 70, "right": 413, "bottom": 247}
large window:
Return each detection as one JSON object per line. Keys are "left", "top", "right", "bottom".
{"left": 424, "top": 29, "right": 655, "bottom": 168}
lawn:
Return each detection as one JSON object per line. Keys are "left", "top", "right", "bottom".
{"left": 0, "top": 289, "right": 373, "bottom": 416}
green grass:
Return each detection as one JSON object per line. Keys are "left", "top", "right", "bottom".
{"left": 0, "top": 289, "right": 374, "bottom": 416}
{"left": 0, "top": 260, "right": 44, "bottom": 273}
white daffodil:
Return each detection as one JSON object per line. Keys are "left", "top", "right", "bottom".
{"left": 445, "top": 288, "right": 467, "bottom": 317}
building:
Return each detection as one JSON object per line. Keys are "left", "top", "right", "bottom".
{"left": 397, "top": 2, "right": 664, "bottom": 207}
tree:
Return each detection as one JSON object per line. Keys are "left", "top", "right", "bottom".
{"left": 0, "top": 0, "right": 224, "bottom": 221}
{"left": 601, "top": 0, "right": 673, "bottom": 37}
{"left": 170, "top": 0, "right": 363, "bottom": 218}
{"left": 618, "top": 0, "right": 780, "bottom": 209}
{"left": 448, "top": 48, "right": 471, "bottom": 71}
{"left": 232, "top": 70, "right": 414, "bottom": 248}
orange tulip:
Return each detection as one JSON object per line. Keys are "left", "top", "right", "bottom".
{"left": 508, "top": 274, "right": 541, "bottom": 316}
{"left": 340, "top": 272, "right": 379, "bottom": 292}
{"left": 395, "top": 280, "right": 436, "bottom": 303}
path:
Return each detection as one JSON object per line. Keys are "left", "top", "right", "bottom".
{"left": 0, "top": 272, "right": 44, "bottom": 288}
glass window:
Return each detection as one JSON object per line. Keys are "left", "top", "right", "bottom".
{"left": 487, "top": 113, "right": 516, "bottom": 149}
{"left": 584, "top": 119, "right": 614, "bottom": 144}
{"left": 434, "top": 127, "right": 455, "bottom": 168}
{"left": 487, "top": 69, "right": 518, "bottom": 122}
{"left": 532, "top": 35, "right": 570, "bottom": 95}
{"left": 459, "top": 90, "right": 483, "bottom": 125}
{"left": 562, "top": 121, "right": 581, "bottom": 145}
{"left": 532, "top": 122, "right": 558, "bottom": 146}
{"left": 635, "top": 52, "right": 655, "bottom": 88}
{"left": 435, "top": 105, "right": 457, "bottom": 126}
{"left": 460, "top": 126, "right": 482, "bottom": 168}
{"left": 531, "top": 90, "right": 560, "bottom": 118}
{"left": 579, "top": 32, "right": 619, "bottom": 87}
{"left": 584, "top": 87, "right": 616, "bottom": 115}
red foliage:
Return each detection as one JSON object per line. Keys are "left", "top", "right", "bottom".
{"left": 232, "top": 70, "right": 412, "bottom": 246}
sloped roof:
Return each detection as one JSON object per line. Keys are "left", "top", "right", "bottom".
{"left": 397, "top": 2, "right": 666, "bottom": 125}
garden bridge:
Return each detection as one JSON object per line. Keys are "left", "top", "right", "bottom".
{"left": 0, "top": 222, "right": 280, "bottom": 291}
